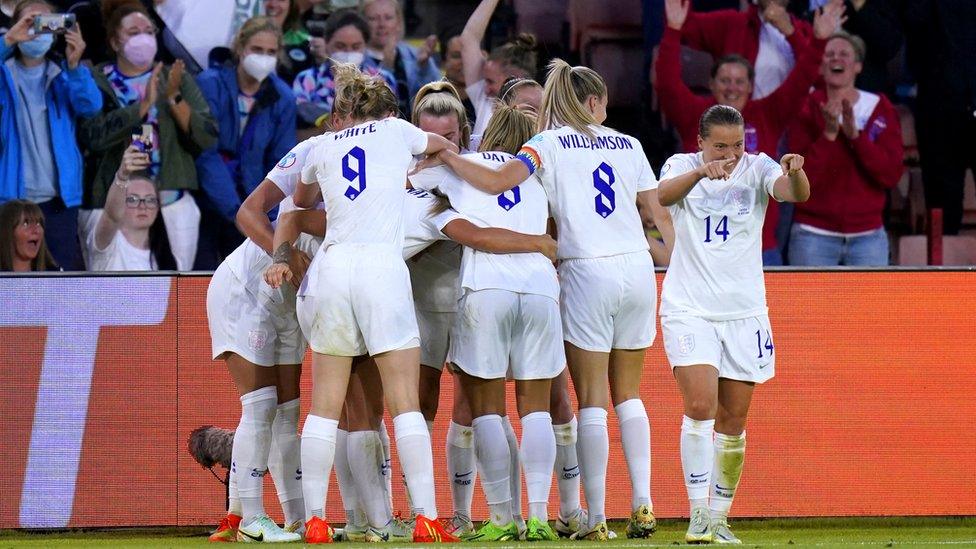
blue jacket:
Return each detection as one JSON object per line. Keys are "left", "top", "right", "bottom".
{"left": 0, "top": 41, "right": 102, "bottom": 207}
{"left": 195, "top": 65, "right": 296, "bottom": 221}
{"left": 367, "top": 42, "right": 441, "bottom": 106}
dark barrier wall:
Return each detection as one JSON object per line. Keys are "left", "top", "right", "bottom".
{"left": 1, "top": 272, "right": 975, "bottom": 528}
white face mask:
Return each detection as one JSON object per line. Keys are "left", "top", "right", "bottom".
{"left": 241, "top": 53, "right": 277, "bottom": 82}
{"left": 330, "top": 51, "right": 364, "bottom": 67}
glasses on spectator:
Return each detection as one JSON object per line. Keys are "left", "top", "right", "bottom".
{"left": 19, "top": 219, "right": 42, "bottom": 229}
{"left": 125, "top": 195, "right": 159, "bottom": 209}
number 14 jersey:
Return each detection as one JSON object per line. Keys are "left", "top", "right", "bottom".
{"left": 660, "top": 152, "right": 783, "bottom": 321}
{"left": 516, "top": 125, "right": 657, "bottom": 260}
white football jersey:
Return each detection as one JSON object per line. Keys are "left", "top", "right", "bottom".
{"left": 223, "top": 135, "right": 328, "bottom": 288}
{"left": 413, "top": 151, "right": 558, "bottom": 301}
{"left": 301, "top": 117, "right": 429, "bottom": 250}
{"left": 301, "top": 187, "right": 461, "bottom": 299}
{"left": 515, "top": 125, "right": 657, "bottom": 260}
{"left": 402, "top": 187, "right": 463, "bottom": 260}
{"left": 659, "top": 152, "right": 783, "bottom": 321}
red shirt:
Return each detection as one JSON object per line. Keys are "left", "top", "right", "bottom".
{"left": 788, "top": 89, "right": 904, "bottom": 233}
{"left": 654, "top": 26, "right": 824, "bottom": 250}
{"left": 681, "top": 5, "right": 813, "bottom": 67}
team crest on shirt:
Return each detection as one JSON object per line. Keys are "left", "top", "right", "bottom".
{"left": 678, "top": 334, "right": 695, "bottom": 355}
{"left": 730, "top": 186, "right": 753, "bottom": 215}
{"left": 248, "top": 329, "right": 269, "bottom": 351}
{"left": 868, "top": 116, "right": 887, "bottom": 142}
{"left": 277, "top": 152, "right": 297, "bottom": 170}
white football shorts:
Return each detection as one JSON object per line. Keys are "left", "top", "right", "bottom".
{"left": 416, "top": 308, "right": 455, "bottom": 370}
{"left": 661, "top": 314, "right": 775, "bottom": 383}
{"left": 450, "top": 289, "right": 565, "bottom": 380}
{"left": 298, "top": 244, "right": 420, "bottom": 357}
{"left": 558, "top": 251, "right": 656, "bottom": 352}
{"left": 207, "top": 262, "right": 306, "bottom": 367}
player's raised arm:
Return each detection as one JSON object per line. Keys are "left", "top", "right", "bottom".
{"left": 657, "top": 157, "right": 736, "bottom": 207}
{"left": 773, "top": 153, "right": 811, "bottom": 203}
{"left": 438, "top": 151, "right": 529, "bottom": 194}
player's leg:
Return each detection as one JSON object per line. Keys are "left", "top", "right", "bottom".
{"left": 608, "top": 253, "right": 658, "bottom": 539}
{"left": 445, "top": 376, "right": 477, "bottom": 535}
{"left": 458, "top": 371, "right": 519, "bottom": 541}
{"left": 269, "top": 363, "right": 304, "bottom": 532}
{"left": 673, "top": 363, "right": 720, "bottom": 544}
{"left": 516, "top": 378, "right": 558, "bottom": 542}
{"left": 333, "top": 366, "right": 369, "bottom": 542}
{"left": 549, "top": 369, "right": 584, "bottom": 537}
{"left": 372, "top": 347, "right": 457, "bottom": 541}
{"left": 609, "top": 348, "right": 656, "bottom": 538}
{"left": 709, "top": 378, "right": 754, "bottom": 545}
{"left": 564, "top": 343, "right": 612, "bottom": 541}
{"left": 301, "top": 352, "right": 353, "bottom": 541}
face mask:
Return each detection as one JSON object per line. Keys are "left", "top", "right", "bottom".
{"left": 18, "top": 33, "right": 54, "bottom": 59}
{"left": 331, "top": 51, "right": 364, "bottom": 67}
{"left": 241, "top": 53, "right": 277, "bottom": 82}
{"left": 123, "top": 33, "right": 158, "bottom": 67}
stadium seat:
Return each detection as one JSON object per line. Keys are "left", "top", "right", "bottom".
{"left": 513, "top": 0, "right": 566, "bottom": 46}
{"left": 897, "top": 235, "right": 976, "bottom": 266}
{"left": 568, "top": 0, "right": 642, "bottom": 53}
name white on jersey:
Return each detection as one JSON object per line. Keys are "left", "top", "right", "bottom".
{"left": 301, "top": 117, "right": 429, "bottom": 251}
{"left": 659, "top": 152, "right": 782, "bottom": 321}
{"left": 515, "top": 125, "right": 657, "bottom": 260}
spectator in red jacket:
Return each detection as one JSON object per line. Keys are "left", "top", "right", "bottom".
{"left": 656, "top": 0, "right": 838, "bottom": 264}
{"left": 680, "top": 0, "right": 839, "bottom": 99}
{"left": 787, "top": 31, "right": 903, "bottom": 266}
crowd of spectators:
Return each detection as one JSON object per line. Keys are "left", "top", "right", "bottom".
{"left": 0, "top": 0, "right": 973, "bottom": 272}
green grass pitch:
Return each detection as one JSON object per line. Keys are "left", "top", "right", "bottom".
{"left": 1, "top": 518, "right": 974, "bottom": 548}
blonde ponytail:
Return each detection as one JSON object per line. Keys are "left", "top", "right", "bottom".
{"left": 479, "top": 102, "right": 536, "bottom": 155}
{"left": 538, "top": 59, "right": 607, "bottom": 140}
{"left": 332, "top": 62, "right": 399, "bottom": 121}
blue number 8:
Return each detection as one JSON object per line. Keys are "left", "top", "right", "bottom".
{"left": 498, "top": 186, "right": 521, "bottom": 210}
{"left": 593, "top": 162, "right": 615, "bottom": 218}
{"left": 343, "top": 146, "right": 366, "bottom": 201}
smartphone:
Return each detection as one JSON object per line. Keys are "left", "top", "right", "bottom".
{"left": 131, "top": 124, "right": 154, "bottom": 154}
{"left": 33, "top": 13, "right": 76, "bottom": 34}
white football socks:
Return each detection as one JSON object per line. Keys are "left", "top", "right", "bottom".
{"left": 616, "top": 398, "right": 652, "bottom": 510}
{"left": 552, "top": 417, "right": 581, "bottom": 519}
{"left": 334, "top": 429, "right": 365, "bottom": 527}
{"left": 472, "top": 414, "right": 513, "bottom": 526}
{"left": 301, "top": 414, "right": 339, "bottom": 520}
{"left": 378, "top": 420, "right": 394, "bottom": 513}
{"left": 520, "top": 411, "right": 555, "bottom": 521}
{"left": 349, "top": 430, "right": 393, "bottom": 528}
{"left": 234, "top": 386, "right": 278, "bottom": 522}
{"left": 446, "top": 421, "right": 476, "bottom": 520}
{"left": 680, "top": 415, "right": 714, "bottom": 512}
{"left": 268, "top": 398, "right": 304, "bottom": 525}
{"left": 393, "top": 411, "right": 438, "bottom": 519}
{"left": 577, "top": 407, "right": 608, "bottom": 527}
{"left": 502, "top": 416, "right": 523, "bottom": 524}
{"left": 710, "top": 431, "right": 745, "bottom": 521}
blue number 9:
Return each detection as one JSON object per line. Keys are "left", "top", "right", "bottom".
{"left": 343, "top": 146, "right": 366, "bottom": 201}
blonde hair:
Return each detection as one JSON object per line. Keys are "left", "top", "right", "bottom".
{"left": 232, "top": 16, "right": 281, "bottom": 61}
{"left": 479, "top": 102, "right": 536, "bottom": 155}
{"left": 331, "top": 62, "right": 399, "bottom": 121}
{"left": 411, "top": 81, "right": 471, "bottom": 150}
{"left": 538, "top": 59, "right": 607, "bottom": 140}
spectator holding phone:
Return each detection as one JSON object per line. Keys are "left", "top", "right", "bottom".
{"left": 0, "top": 0, "right": 102, "bottom": 270}
{"left": 193, "top": 16, "right": 296, "bottom": 269}
{"left": 79, "top": 0, "right": 216, "bottom": 271}
{"left": 87, "top": 144, "right": 176, "bottom": 271}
